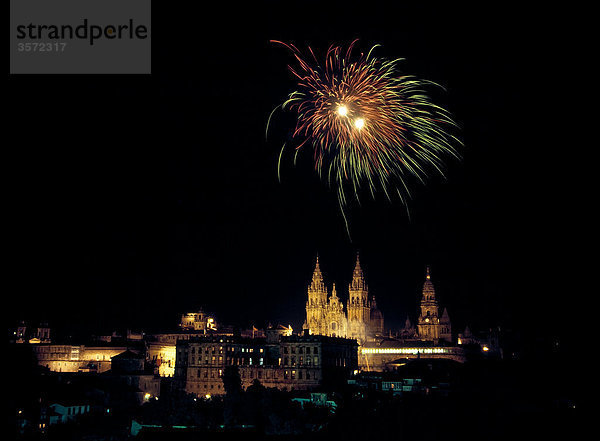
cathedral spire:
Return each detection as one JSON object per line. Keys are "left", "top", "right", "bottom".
{"left": 313, "top": 255, "right": 323, "bottom": 281}
{"left": 353, "top": 252, "right": 363, "bottom": 278}
{"left": 349, "top": 251, "right": 368, "bottom": 306}
{"left": 422, "top": 265, "right": 436, "bottom": 301}
{"left": 331, "top": 283, "right": 338, "bottom": 299}
{"left": 350, "top": 252, "right": 367, "bottom": 289}
{"left": 309, "top": 255, "right": 326, "bottom": 294}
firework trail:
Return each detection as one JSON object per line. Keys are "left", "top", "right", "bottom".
{"left": 268, "top": 39, "right": 461, "bottom": 235}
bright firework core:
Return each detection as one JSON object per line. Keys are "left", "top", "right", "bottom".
{"left": 337, "top": 105, "right": 349, "bottom": 117}
{"left": 270, "top": 39, "right": 461, "bottom": 237}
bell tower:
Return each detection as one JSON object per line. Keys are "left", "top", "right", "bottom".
{"left": 417, "top": 266, "right": 441, "bottom": 341}
{"left": 307, "top": 256, "right": 327, "bottom": 305}
{"left": 305, "top": 256, "right": 328, "bottom": 335}
{"left": 347, "top": 253, "right": 370, "bottom": 343}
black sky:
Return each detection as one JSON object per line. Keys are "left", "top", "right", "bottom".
{"left": 7, "top": 3, "right": 590, "bottom": 350}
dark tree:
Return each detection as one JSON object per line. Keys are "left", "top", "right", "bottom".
{"left": 222, "top": 366, "right": 242, "bottom": 397}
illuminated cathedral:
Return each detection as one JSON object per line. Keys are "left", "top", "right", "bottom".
{"left": 302, "top": 254, "right": 384, "bottom": 345}
{"left": 402, "top": 266, "right": 452, "bottom": 343}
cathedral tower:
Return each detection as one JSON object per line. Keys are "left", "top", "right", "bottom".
{"left": 326, "top": 283, "right": 347, "bottom": 337}
{"left": 347, "top": 253, "right": 371, "bottom": 344}
{"left": 305, "top": 256, "right": 328, "bottom": 336}
{"left": 307, "top": 256, "right": 327, "bottom": 306}
{"left": 417, "top": 266, "right": 446, "bottom": 341}
{"left": 303, "top": 253, "right": 384, "bottom": 344}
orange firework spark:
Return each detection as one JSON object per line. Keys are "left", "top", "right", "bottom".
{"left": 268, "top": 39, "right": 461, "bottom": 234}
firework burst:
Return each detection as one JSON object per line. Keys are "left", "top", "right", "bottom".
{"left": 268, "top": 39, "right": 462, "bottom": 234}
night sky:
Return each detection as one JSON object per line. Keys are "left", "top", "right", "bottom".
{"left": 7, "top": 3, "right": 589, "bottom": 350}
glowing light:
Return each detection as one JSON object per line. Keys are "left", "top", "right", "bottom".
{"left": 269, "top": 40, "right": 462, "bottom": 236}
{"left": 144, "top": 393, "right": 151, "bottom": 401}
{"left": 361, "top": 347, "right": 449, "bottom": 355}
{"left": 205, "top": 394, "right": 212, "bottom": 400}
{"left": 482, "top": 345, "right": 489, "bottom": 352}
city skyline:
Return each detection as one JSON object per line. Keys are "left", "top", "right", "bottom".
{"left": 7, "top": 2, "right": 585, "bottom": 358}
{"left": 9, "top": 3, "right": 590, "bottom": 439}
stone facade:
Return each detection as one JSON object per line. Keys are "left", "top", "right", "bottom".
{"left": 179, "top": 309, "right": 217, "bottom": 332}
{"left": 174, "top": 334, "right": 358, "bottom": 395}
{"left": 303, "top": 254, "right": 384, "bottom": 345}
{"left": 416, "top": 267, "right": 452, "bottom": 343}
{"left": 31, "top": 344, "right": 137, "bottom": 373}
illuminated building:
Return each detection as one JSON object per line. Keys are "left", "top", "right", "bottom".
{"left": 31, "top": 344, "right": 142, "bottom": 373}
{"left": 359, "top": 343, "right": 466, "bottom": 369}
{"left": 179, "top": 308, "right": 217, "bottom": 332}
{"left": 265, "top": 324, "right": 293, "bottom": 341}
{"left": 358, "top": 266, "right": 465, "bottom": 369}
{"left": 174, "top": 333, "right": 358, "bottom": 395}
{"left": 303, "top": 254, "right": 384, "bottom": 344}
{"left": 416, "top": 266, "right": 452, "bottom": 342}
{"left": 146, "top": 341, "right": 177, "bottom": 377}
{"left": 144, "top": 308, "right": 221, "bottom": 377}
{"left": 146, "top": 322, "right": 234, "bottom": 377}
